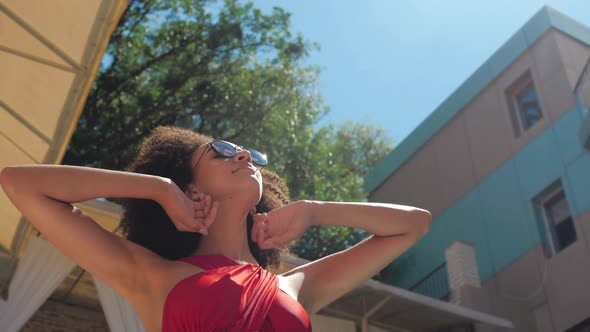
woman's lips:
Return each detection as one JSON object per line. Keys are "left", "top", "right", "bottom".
{"left": 234, "top": 165, "right": 257, "bottom": 173}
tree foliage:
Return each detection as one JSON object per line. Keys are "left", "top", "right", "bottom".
{"left": 64, "top": 0, "right": 394, "bottom": 262}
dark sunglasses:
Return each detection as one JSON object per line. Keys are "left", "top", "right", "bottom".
{"left": 193, "top": 140, "right": 268, "bottom": 169}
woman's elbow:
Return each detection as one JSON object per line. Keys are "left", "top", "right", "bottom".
{"left": 411, "top": 208, "right": 431, "bottom": 237}
{"left": 0, "top": 166, "right": 15, "bottom": 193}
{"left": 1, "top": 166, "right": 33, "bottom": 198}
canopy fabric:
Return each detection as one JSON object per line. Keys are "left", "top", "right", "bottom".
{"left": 0, "top": 235, "right": 146, "bottom": 332}
{"left": 94, "top": 276, "right": 147, "bottom": 332}
{"left": 0, "top": 0, "right": 127, "bottom": 292}
{"left": 0, "top": 236, "right": 76, "bottom": 332}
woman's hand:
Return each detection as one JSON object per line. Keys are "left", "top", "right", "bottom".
{"left": 252, "top": 200, "right": 313, "bottom": 250}
{"left": 158, "top": 180, "right": 218, "bottom": 235}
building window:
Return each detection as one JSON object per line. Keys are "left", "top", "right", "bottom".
{"left": 506, "top": 71, "right": 544, "bottom": 137}
{"left": 535, "top": 182, "right": 577, "bottom": 255}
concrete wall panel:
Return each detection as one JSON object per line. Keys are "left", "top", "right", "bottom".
{"left": 400, "top": 140, "right": 446, "bottom": 217}
{"left": 565, "top": 152, "right": 590, "bottom": 216}
{"left": 533, "top": 304, "right": 555, "bottom": 332}
{"left": 578, "top": 210, "right": 590, "bottom": 251}
{"left": 432, "top": 114, "right": 476, "bottom": 216}
{"left": 477, "top": 161, "right": 537, "bottom": 271}
{"left": 464, "top": 86, "right": 514, "bottom": 183}
{"left": 513, "top": 129, "right": 563, "bottom": 199}
{"left": 545, "top": 240, "right": 590, "bottom": 331}
{"left": 551, "top": 106, "right": 586, "bottom": 165}
{"left": 493, "top": 246, "right": 546, "bottom": 307}
{"left": 495, "top": 52, "right": 535, "bottom": 96}
{"left": 370, "top": 160, "right": 420, "bottom": 207}
{"left": 554, "top": 32, "right": 590, "bottom": 88}
{"left": 536, "top": 64, "right": 576, "bottom": 122}
{"left": 531, "top": 30, "right": 564, "bottom": 80}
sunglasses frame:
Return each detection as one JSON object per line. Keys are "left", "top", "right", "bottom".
{"left": 192, "top": 140, "right": 268, "bottom": 170}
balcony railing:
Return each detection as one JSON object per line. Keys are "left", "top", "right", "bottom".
{"left": 409, "top": 262, "right": 449, "bottom": 301}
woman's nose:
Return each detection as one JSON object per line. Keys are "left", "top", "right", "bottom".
{"left": 235, "top": 149, "right": 252, "bottom": 162}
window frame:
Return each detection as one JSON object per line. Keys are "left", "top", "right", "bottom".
{"left": 506, "top": 71, "right": 544, "bottom": 137}
{"left": 537, "top": 184, "right": 576, "bottom": 256}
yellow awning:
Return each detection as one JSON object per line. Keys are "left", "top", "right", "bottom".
{"left": 0, "top": 0, "right": 127, "bottom": 293}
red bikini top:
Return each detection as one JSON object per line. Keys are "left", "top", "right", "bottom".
{"left": 161, "top": 254, "right": 312, "bottom": 332}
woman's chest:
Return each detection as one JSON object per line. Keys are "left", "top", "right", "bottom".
{"left": 159, "top": 267, "right": 309, "bottom": 331}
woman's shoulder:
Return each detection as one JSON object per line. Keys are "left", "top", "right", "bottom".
{"left": 149, "top": 257, "right": 207, "bottom": 294}
{"left": 129, "top": 257, "right": 207, "bottom": 331}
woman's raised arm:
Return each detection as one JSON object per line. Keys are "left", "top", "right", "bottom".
{"left": 0, "top": 165, "right": 172, "bottom": 299}
{"left": 254, "top": 200, "right": 431, "bottom": 312}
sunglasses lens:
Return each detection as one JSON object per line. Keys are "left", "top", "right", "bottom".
{"left": 212, "top": 140, "right": 268, "bottom": 166}
{"left": 246, "top": 148, "right": 268, "bottom": 166}
{"left": 211, "top": 140, "right": 237, "bottom": 157}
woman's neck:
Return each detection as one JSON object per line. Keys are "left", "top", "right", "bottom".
{"left": 192, "top": 200, "right": 258, "bottom": 265}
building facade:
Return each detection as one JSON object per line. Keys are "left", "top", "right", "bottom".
{"left": 365, "top": 7, "right": 590, "bottom": 332}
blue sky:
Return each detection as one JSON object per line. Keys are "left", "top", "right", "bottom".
{"left": 255, "top": 1, "right": 590, "bottom": 145}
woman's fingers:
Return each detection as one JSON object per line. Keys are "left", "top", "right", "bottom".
{"left": 251, "top": 218, "right": 260, "bottom": 243}
{"left": 203, "top": 201, "right": 218, "bottom": 228}
{"left": 203, "top": 195, "right": 212, "bottom": 216}
{"left": 179, "top": 220, "right": 204, "bottom": 234}
{"left": 188, "top": 193, "right": 215, "bottom": 235}
{"left": 192, "top": 198, "right": 206, "bottom": 210}
{"left": 257, "top": 222, "right": 265, "bottom": 247}
{"left": 264, "top": 232, "right": 291, "bottom": 248}
{"left": 262, "top": 240, "right": 276, "bottom": 250}
{"left": 251, "top": 213, "right": 268, "bottom": 246}
{"left": 188, "top": 214, "right": 207, "bottom": 234}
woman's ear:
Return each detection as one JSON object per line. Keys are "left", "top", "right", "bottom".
{"left": 184, "top": 183, "right": 199, "bottom": 199}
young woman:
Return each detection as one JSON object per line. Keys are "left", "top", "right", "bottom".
{"left": 0, "top": 126, "right": 431, "bottom": 332}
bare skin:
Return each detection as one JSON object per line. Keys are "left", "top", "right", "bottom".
{"left": 0, "top": 140, "right": 431, "bottom": 332}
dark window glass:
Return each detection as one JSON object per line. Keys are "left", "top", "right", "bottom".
{"left": 555, "top": 217, "right": 576, "bottom": 250}
{"left": 515, "top": 82, "right": 543, "bottom": 130}
{"left": 544, "top": 190, "right": 577, "bottom": 252}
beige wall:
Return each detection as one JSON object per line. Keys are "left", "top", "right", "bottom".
{"left": 370, "top": 29, "right": 590, "bottom": 221}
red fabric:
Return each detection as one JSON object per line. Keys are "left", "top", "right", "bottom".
{"left": 162, "top": 254, "right": 312, "bottom": 332}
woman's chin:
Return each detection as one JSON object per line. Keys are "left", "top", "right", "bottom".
{"left": 229, "top": 180, "right": 262, "bottom": 198}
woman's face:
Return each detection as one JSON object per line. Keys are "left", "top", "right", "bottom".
{"left": 190, "top": 141, "right": 263, "bottom": 205}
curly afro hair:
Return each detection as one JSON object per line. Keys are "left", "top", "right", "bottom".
{"left": 118, "top": 126, "right": 291, "bottom": 269}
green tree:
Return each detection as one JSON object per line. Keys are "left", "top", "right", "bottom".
{"left": 64, "top": 0, "right": 394, "bottom": 263}
{"left": 289, "top": 121, "right": 394, "bottom": 261}
{"left": 66, "top": 0, "right": 320, "bottom": 170}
